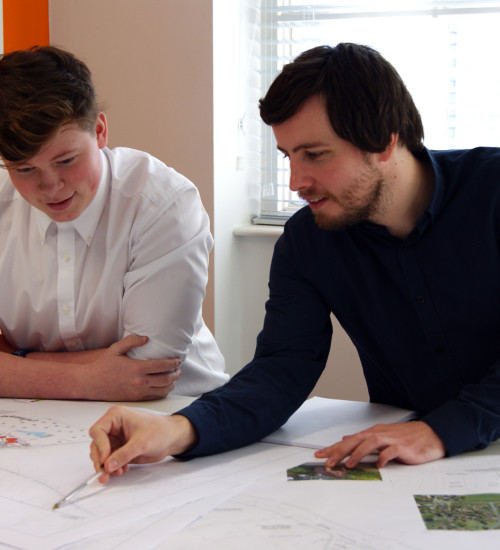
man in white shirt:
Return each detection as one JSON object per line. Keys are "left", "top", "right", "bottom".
{"left": 0, "top": 45, "right": 228, "bottom": 400}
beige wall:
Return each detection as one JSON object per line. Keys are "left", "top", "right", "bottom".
{"left": 48, "top": 0, "right": 215, "bottom": 327}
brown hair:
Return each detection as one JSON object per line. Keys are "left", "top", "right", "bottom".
{"left": 259, "top": 43, "right": 424, "bottom": 155}
{"left": 0, "top": 45, "right": 99, "bottom": 163}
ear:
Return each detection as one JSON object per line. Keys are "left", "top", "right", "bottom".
{"left": 95, "top": 112, "right": 108, "bottom": 149}
{"left": 379, "top": 133, "right": 398, "bottom": 162}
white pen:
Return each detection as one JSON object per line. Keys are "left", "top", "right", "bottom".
{"left": 52, "top": 470, "right": 103, "bottom": 510}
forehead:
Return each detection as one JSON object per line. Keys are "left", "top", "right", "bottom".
{"left": 16, "top": 123, "right": 90, "bottom": 165}
{"left": 271, "top": 95, "right": 337, "bottom": 149}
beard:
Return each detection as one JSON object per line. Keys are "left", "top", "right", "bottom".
{"left": 307, "top": 162, "right": 388, "bottom": 232}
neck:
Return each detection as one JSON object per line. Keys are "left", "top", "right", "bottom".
{"left": 371, "top": 148, "right": 434, "bottom": 239}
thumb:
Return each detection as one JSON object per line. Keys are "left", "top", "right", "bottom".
{"left": 104, "top": 440, "right": 139, "bottom": 474}
{"left": 112, "top": 334, "right": 148, "bottom": 355}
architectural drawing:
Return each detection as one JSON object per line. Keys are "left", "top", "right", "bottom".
{"left": 0, "top": 411, "right": 88, "bottom": 447}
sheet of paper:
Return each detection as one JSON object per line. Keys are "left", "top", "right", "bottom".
{"left": 262, "top": 396, "right": 416, "bottom": 449}
{"left": 0, "top": 398, "right": 315, "bottom": 550}
{"left": 2, "top": 398, "right": 500, "bottom": 550}
{"left": 154, "top": 450, "right": 500, "bottom": 550}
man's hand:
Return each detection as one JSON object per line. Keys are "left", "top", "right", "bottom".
{"left": 314, "top": 421, "right": 446, "bottom": 468}
{"left": 89, "top": 406, "right": 198, "bottom": 482}
{"left": 81, "top": 335, "right": 182, "bottom": 401}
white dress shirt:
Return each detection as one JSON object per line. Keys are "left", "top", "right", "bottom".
{"left": 0, "top": 147, "right": 228, "bottom": 396}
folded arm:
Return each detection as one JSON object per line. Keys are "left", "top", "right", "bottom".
{"left": 0, "top": 334, "right": 181, "bottom": 401}
{"left": 0, "top": 184, "right": 212, "bottom": 401}
{"left": 121, "top": 185, "right": 213, "bottom": 364}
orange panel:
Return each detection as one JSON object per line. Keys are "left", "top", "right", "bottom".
{"left": 3, "top": 0, "right": 49, "bottom": 53}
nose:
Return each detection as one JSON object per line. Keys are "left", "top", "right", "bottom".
{"left": 38, "top": 170, "right": 64, "bottom": 197}
{"left": 289, "top": 159, "right": 313, "bottom": 193}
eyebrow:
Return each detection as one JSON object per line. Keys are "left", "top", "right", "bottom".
{"left": 277, "top": 142, "right": 328, "bottom": 155}
{"left": 12, "top": 149, "right": 78, "bottom": 168}
{"left": 50, "top": 150, "right": 78, "bottom": 162}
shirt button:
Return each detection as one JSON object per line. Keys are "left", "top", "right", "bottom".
{"left": 61, "top": 306, "right": 70, "bottom": 314}
{"left": 62, "top": 254, "right": 71, "bottom": 263}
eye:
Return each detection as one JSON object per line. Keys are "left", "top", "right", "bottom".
{"left": 15, "top": 166, "right": 35, "bottom": 175}
{"left": 305, "top": 151, "right": 323, "bottom": 160}
{"left": 57, "top": 156, "right": 76, "bottom": 166}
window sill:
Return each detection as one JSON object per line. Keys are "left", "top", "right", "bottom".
{"left": 232, "top": 224, "right": 284, "bottom": 238}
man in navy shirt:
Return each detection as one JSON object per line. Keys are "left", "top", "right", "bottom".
{"left": 89, "top": 43, "right": 500, "bottom": 480}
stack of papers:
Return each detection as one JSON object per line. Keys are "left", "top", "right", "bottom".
{"left": 263, "top": 397, "right": 417, "bottom": 449}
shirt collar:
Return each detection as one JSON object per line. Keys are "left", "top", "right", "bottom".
{"left": 356, "top": 147, "right": 446, "bottom": 244}
{"left": 423, "top": 147, "right": 447, "bottom": 222}
{"left": 35, "top": 149, "right": 109, "bottom": 245}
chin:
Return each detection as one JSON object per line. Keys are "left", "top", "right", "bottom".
{"left": 313, "top": 210, "right": 364, "bottom": 232}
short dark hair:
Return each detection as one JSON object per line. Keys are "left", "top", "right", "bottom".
{"left": 0, "top": 45, "right": 99, "bottom": 163}
{"left": 259, "top": 43, "right": 424, "bottom": 155}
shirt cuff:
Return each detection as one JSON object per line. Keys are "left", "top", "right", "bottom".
{"left": 422, "top": 400, "right": 493, "bottom": 456}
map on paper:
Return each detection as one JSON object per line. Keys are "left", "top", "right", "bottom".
{"left": 0, "top": 411, "right": 88, "bottom": 447}
{"left": 415, "top": 493, "right": 500, "bottom": 530}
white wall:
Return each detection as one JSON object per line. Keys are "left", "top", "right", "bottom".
{"left": 213, "top": 0, "right": 262, "bottom": 374}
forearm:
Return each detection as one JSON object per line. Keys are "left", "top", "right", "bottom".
{"left": 176, "top": 351, "right": 327, "bottom": 458}
{"left": 1, "top": 336, "right": 105, "bottom": 365}
{"left": 0, "top": 351, "right": 87, "bottom": 399}
{"left": 175, "top": 238, "right": 333, "bottom": 458}
{"left": 167, "top": 414, "right": 199, "bottom": 456}
{"left": 1, "top": 336, "right": 182, "bottom": 402}
{"left": 422, "top": 357, "right": 500, "bottom": 456}
{"left": 0, "top": 333, "right": 14, "bottom": 354}
{"left": 423, "top": 399, "right": 499, "bottom": 457}
{"left": 26, "top": 348, "right": 105, "bottom": 364}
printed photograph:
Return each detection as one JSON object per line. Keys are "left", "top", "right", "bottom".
{"left": 415, "top": 494, "right": 500, "bottom": 530}
{"left": 287, "top": 462, "right": 382, "bottom": 481}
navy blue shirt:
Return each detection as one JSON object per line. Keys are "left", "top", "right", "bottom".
{"left": 179, "top": 147, "right": 500, "bottom": 458}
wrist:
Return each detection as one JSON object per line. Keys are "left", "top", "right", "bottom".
{"left": 168, "top": 414, "right": 199, "bottom": 455}
{"left": 12, "top": 349, "right": 31, "bottom": 358}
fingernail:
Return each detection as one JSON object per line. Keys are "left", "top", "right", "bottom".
{"left": 107, "top": 459, "right": 119, "bottom": 472}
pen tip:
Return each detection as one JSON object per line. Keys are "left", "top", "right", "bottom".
{"left": 52, "top": 503, "right": 59, "bottom": 510}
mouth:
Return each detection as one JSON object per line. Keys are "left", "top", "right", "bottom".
{"left": 304, "top": 196, "right": 327, "bottom": 210}
{"left": 46, "top": 194, "right": 75, "bottom": 211}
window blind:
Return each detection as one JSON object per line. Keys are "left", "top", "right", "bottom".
{"left": 253, "top": 0, "right": 500, "bottom": 225}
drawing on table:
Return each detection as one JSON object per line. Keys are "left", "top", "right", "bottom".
{"left": 0, "top": 412, "right": 89, "bottom": 447}
{"left": 414, "top": 494, "right": 500, "bottom": 530}
{"left": 287, "top": 461, "right": 382, "bottom": 481}
{"left": 159, "top": 490, "right": 410, "bottom": 550}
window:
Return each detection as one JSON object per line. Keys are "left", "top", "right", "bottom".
{"left": 253, "top": 0, "right": 500, "bottom": 224}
